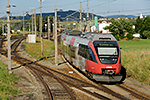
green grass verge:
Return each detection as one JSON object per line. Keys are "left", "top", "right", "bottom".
{"left": 0, "top": 61, "right": 19, "bottom": 99}
{"left": 118, "top": 39, "right": 150, "bottom": 51}
{"left": 119, "top": 39, "right": 150, "bottom": 85}
{"left": 25, "top": 38, "right": 55, "bottom": 60}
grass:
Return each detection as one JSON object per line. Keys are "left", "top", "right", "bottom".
{"left": 0, "top": 61, "right": 19, "bottom": 99}
{"left": 118, "top": 39, "right": 150, "bottom": 85}
{"left": 119, "top": 39, "right": 150, "bottom": 51}
{"left": 25, "top": 37, "right": 55, "bottom": 60}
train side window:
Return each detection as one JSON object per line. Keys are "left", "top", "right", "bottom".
{"left": 78, "top": 44, "right": 82, "bottom": 56}
{"left": 78, "top": 44, "right": 87, "bottom": 58}
{"left": 84, "top": 45, "right": 88, "bottom": 58}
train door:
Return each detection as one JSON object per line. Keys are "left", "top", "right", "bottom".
{"left": 77, "top": 44, "right": 86, "bottom": 72}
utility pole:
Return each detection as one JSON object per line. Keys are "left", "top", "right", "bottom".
{"left": 28, "top": 23, "right": 31, "bottom": 32}
{"left": 32, "top": 14, "right": 33, "bottom": 34}
{"left": 87, "top": 0, "right": 89, "bottom": 31}
{"left": 92, "top": 9, "right": 94, "bottom": 25}
{"left": 23, "top": 12, "right": 25, "bottom": 36}
{"left": 2, "top": 21, "right": 4, "bottom": 35}
{"left": 39, "top": 0, "right": 44, "bottom": 57}
{"left": 29, "top": 7, "right": 34, "bottom": 34}
{"left": 34, "top": 9, "right": 37, "bottom": 36}
{"left": 6, "top": 0, "right": 11, "bottom": 73}
{"left": 79, "top": 2, "right": 82, "bottom": 31}
{"left": 55, "top": 2, "right": 58, "bottom": 65}
{"left": 48, "top": 16, "right": 50, "bottom": 40}
{"left": 53, "top": 16, "right": 55, "bottom": 36}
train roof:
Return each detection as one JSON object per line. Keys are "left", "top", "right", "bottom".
{"left": 62, "top": 31, "right": 117, "bottom": 47}
{"left": 80, "top": 32, "right": 117, "bottom": 41}
{"left": 63, "top": 30, "right": 82, "bottom": 36}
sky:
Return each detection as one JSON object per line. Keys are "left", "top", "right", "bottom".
{"left": 0, "top": 0, "right": 150, "bottom": 17}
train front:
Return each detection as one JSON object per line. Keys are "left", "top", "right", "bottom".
{"left": 92, "top": 40, "right": 124, "bottom": 82}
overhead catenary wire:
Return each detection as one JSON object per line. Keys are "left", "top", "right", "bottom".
{"left": 96, "top": 8, "right": 150, "bottom": 16}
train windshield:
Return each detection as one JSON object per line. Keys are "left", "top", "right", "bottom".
{"left": 94, "top": 41, "right": 119, "bottom": 64}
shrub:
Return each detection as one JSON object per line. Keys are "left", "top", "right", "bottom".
{"left": 115, "top": 35, "right": 120, "bottom": 41}
{"left": 143, "top": 30, "right": 150, "bottom": 39}
{"left": 126, "top": 33, "right": 133, "bottom": 40}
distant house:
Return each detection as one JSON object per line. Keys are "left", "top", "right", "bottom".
{"left": 98, "top": 20, "right": 111, "bottom": 33}
{"left": 13, "top": 26, "right": 22, "bottom": 30}
{"left": 12, "top": 26, "right": 22, "bottom": 33}
{"left": 133, "top": 34, "right": 141, "bottom": 38}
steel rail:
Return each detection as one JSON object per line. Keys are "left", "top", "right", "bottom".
{"left": 25, "top": 64, "right": 53, "bottom": 100}
{"left": 116, "top": 84, "right": 150, "bottom": 100}
{"left": 22, "top": 63, "right": 111, "bottom": 100}
{"left": 11, "top": 38, "right": 110, "bottom": 100}
{"left": 12, "top": 38, "right": 76, "bottom": 100}
{"left": 29, "top": 57, "right": 129, "bottom": 100}
{"left": 0, "top": 38, "right": 53, "bottom": 99}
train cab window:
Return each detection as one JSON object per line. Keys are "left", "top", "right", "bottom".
{"left": 87, "top": 47, "right": 98, "bottom": 63}
{"left": 94, "top": 41, "right": 119, "bottom": 64}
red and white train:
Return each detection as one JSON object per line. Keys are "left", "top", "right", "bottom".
{"left": 61, "top": 30, "right": 126, "bottom": 82}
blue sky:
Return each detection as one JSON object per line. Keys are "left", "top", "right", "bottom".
{"left": 0, "top": 0, "right": 150, "bottom": 17}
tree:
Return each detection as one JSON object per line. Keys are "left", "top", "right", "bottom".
{"left": 140, "top": 16, "right": 150, "bottom": 38}
{"left": 135, "top": 16, "right": 143, "bottom": 33}
{"left": 143, "top": 30, "right": 150, "bottom": 39}
{"left": 105, "top": 18, "right": 133, "bottom": 40}
{"left": 43, "top": 15, "right": 53, "bottom": 32}
{"left": 27, "top": 15, "right": 41, "bottom": 32}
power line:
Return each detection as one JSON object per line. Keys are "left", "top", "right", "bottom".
{"left": 96, "top": 8, "right": 150, "bottom": 15}
{"left": 89, "top": 0, "right": 117, "bottom": 8}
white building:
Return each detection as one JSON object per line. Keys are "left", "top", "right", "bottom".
{"left": 98, "top": 21, "right": 111, "bottom": 33}
{"left": 133, "top": 34, "right": 141, "bottom": 38}
{"left": 140, "top": 13, "right": 143, "bottom": 19}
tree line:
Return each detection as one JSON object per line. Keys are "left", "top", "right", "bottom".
{"left": 1, "top": 15, "right": 150, "bottom": 39}
{"left": 105, "top": 16, "right": 150, "bottom": 40}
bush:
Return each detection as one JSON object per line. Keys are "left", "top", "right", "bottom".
{"left": 143, "top": 30, "right": 150, "bottom": 39}
{"left": 114, "top": 35, "right": 120, "bottom": 41}
{"left": 126, "top": 33, "right": 133, "bottom": 40}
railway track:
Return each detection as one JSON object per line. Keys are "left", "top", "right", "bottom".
{"left": 10, "top": 38, "right": 109, "bottom": 100}
{"left": 60, "top": 55, "right": 150, "bottom": 100}
{"left": 0, "top": 35, "right": 150, "bottom": 100}
{"left": 0, "top": 37, "right": 76, "bottom": 100}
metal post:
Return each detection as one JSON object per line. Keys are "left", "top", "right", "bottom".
{"left": 55, "top": 2, "right": 58, "bottom": 65}
{"left": 79, "top": 2, "right": 82, "bottom": 31}
{"left": 48, "top": 16, "right": 50, "bottom": 40}
{"left": 34, "top": 9, "right": 37, "bottom": 36}
{"left": 2, "top": 21, "right": 4, "bottom": 35}
{"left": 6, "top": 0, "right": 12, "bottom": 73}
{"left": 23, "top": 12, "right": 25, "bottom": 36}
{"left": 87, "top": 0, "right": 89, "bottom": 31}
{"left": 40, "top": 0, "right": 43, "bottom": 57}
{"left": 32, "top": 14, "right": 33, "bottom": 34}
{"left": 53, "top": 16, "right": 55, "bottom": 36}
{"left": 29, "top": 23, "right": 31, "bottom": 32}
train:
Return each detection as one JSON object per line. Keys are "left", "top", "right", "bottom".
{"left": 61, "top": 30, "right": 126, "bottom": 82}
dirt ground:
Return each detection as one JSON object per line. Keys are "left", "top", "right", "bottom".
{"left": 0, "top": 43, "right": 150, "bottom": 99}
